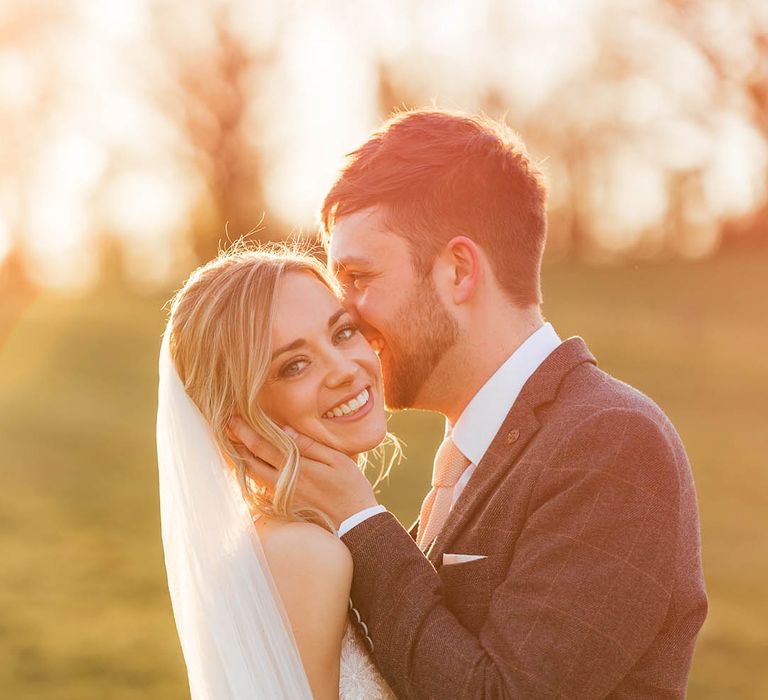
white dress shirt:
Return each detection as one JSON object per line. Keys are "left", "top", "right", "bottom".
{"left": 337, "top": 323, "right": 562, "bottom": 537}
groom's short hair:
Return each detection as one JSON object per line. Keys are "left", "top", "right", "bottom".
{"left": 321, "top": 108, "right": 548, "bottom": 307}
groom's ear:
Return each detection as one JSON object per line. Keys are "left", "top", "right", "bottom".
{"left": 441, "top": 236, "right": 481, "bottom": 305}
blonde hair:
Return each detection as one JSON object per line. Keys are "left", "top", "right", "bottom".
{"left": 167, "top": 242, "right": 347, "bottom": 530}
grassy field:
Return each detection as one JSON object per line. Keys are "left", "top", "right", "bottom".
{"left": 1, "top": 249, "right": 766, "bottom": 699}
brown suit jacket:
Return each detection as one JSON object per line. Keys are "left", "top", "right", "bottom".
{"left": 342, "top": 338, "right": 707, "bottom": 699}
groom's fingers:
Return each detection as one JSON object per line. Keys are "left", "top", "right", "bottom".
{"left": 228, "top": 417, "right": 283, "bottom": 470}
{"left": 289, "top": 430, "right": 355, "bottom": 471}
{"left": 229, "top": 417, "right": 355, "bottom": 487}
{"left": 233, "top": 444, "right": 278, "bottom": 490}
{"left": 234, "top": 440, "right": 333, "bottom": 506}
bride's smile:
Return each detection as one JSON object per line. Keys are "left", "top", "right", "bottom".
{"left": 322, "top": 386, "right": 373, "bottom": 421}
{"left": 258, "top": 271, "right": 387, "bottom": 457}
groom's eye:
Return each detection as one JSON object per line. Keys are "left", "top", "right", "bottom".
{"left": 345, "top": 272, "right": 368, "bottom": 290}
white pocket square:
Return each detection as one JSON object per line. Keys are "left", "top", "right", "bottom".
{"left": 442, "top": 553, "right": 487, "bottom": 565}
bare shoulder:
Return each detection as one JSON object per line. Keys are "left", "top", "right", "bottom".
{"left": 256, "top": 519, "right": 352, "bottom": 698}
{"left": 258, "top": 519, "right": 352, "bottom": 583}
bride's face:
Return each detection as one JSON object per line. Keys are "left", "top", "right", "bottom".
{"left": 258, "top": 271, "right": 387, "bottom": 456}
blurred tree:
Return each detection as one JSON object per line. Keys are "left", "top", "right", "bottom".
{"left": 672, "top": 0, "right": 768, "bottom": 251}
{"left": 2, "top": 0, "right": 767, "bottom": 299}
{"left": 371, "top": 0, "right": 768, "bottom": 260}
{"left": 0, "top": 1, "right": 73, "bottom": 337}
{"left": 145, "top": 3, "right": 281, "bottom": 263}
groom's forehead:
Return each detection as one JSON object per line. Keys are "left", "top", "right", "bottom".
{"left": 328, "top": 209, "right": 394, "bottom": 268}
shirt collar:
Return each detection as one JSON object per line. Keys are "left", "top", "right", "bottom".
{"left": 449, "top": 322, "right": 562, "bottom": 466}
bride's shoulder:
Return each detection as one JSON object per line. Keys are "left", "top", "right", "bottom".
{"left": 257, "top": 519, "right": 352, "bottom": 583}
{"left": 257, "top": 520, "right": 353, "bottom": 697}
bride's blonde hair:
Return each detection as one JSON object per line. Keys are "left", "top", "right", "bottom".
{"left": 167, "top": 243, "right": 347, "bottom": 529}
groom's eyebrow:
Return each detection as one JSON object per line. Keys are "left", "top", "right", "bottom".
{"left": 271, "top": 309, "right": 349, "bottom": 360}
{"left": 331, "top": 256, "right": 372, "bottom": 275}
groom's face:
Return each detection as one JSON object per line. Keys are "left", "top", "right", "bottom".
{"left": 328, "top": 207, "right": 458, "bottom": 410}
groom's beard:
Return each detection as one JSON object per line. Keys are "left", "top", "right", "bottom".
{"left": 382, "top": 276, "right": 459, "bottom": 410}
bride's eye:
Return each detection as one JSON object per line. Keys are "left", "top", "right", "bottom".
{"left": 334, "top": 324, "right": 357, "bottom": 343}
{"left": 279, "top": 358, "right": 309, "bottom": 378}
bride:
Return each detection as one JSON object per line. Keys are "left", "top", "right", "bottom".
{"left": 157, "top": 245, "right": 396, "bottom": 699}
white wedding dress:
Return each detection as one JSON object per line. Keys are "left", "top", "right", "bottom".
{"left": 339, "top": 623, "right": 396, "bottom": 699}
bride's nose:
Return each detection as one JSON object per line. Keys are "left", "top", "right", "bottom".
{"left": 324, "top": 349, "right": 360, "bottom": 388}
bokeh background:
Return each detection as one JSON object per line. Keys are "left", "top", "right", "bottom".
{"left": 1, "top": 1, "right": 767, "bottom": 698}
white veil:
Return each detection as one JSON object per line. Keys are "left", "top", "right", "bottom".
{"left": 156, "top": 323, "right": 313, "bottom": 699}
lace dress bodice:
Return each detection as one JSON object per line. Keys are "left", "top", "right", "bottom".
{"left": 339, "top": 623, "right": 396, "bottom": 700}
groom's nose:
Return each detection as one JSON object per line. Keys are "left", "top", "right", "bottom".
{"left": 340, "top": 299, "right": 383, "bottom": 347}
{"left": 354, "top": 315, "right": 381, "bottom": 345}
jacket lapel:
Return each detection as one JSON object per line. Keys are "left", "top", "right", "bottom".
{"left": 426, "top": 337, "right": 597, "bottom": 567}
{"left": 408, "top": 519, "right": 419, "bottom": 542}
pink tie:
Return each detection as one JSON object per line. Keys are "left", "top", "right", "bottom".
{"left": 417, "top": 435, "right": 471, "bottom": 551}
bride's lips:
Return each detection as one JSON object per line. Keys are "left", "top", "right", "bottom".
{"left": 322, "top": 386, "right": 375, "bottom": 424}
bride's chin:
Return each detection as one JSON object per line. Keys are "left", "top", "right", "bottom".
{"left": 312, "top": 416, "right": 387, "bottom": 456}
{"left": 331, "top": 432, "right": 386, "bottom": 458}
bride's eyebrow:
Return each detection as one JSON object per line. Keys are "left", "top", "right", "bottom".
{"left": 270, "top": 308, "right": 349, "bottom": 361}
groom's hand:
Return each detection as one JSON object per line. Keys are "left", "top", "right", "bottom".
{"left": 228, "top": 417, "right": 378, "bottom": 528}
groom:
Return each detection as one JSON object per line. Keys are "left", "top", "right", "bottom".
{"left": 233, "top": 109, "right": 707, "bottom": 698}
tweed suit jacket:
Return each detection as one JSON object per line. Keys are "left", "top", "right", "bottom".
{"left": 341, "top": 337, "right": 707, "bottom": 699}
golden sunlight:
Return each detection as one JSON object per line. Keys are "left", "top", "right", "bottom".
{"left": 1, "top": 3, "right": 767, "bottom": 699}
{"left": 1, "top": 0, "right": 766, "bottom": 283}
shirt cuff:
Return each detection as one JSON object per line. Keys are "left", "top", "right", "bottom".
{"left": 337, "top": 505, "right": 387, "bottom": 537}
